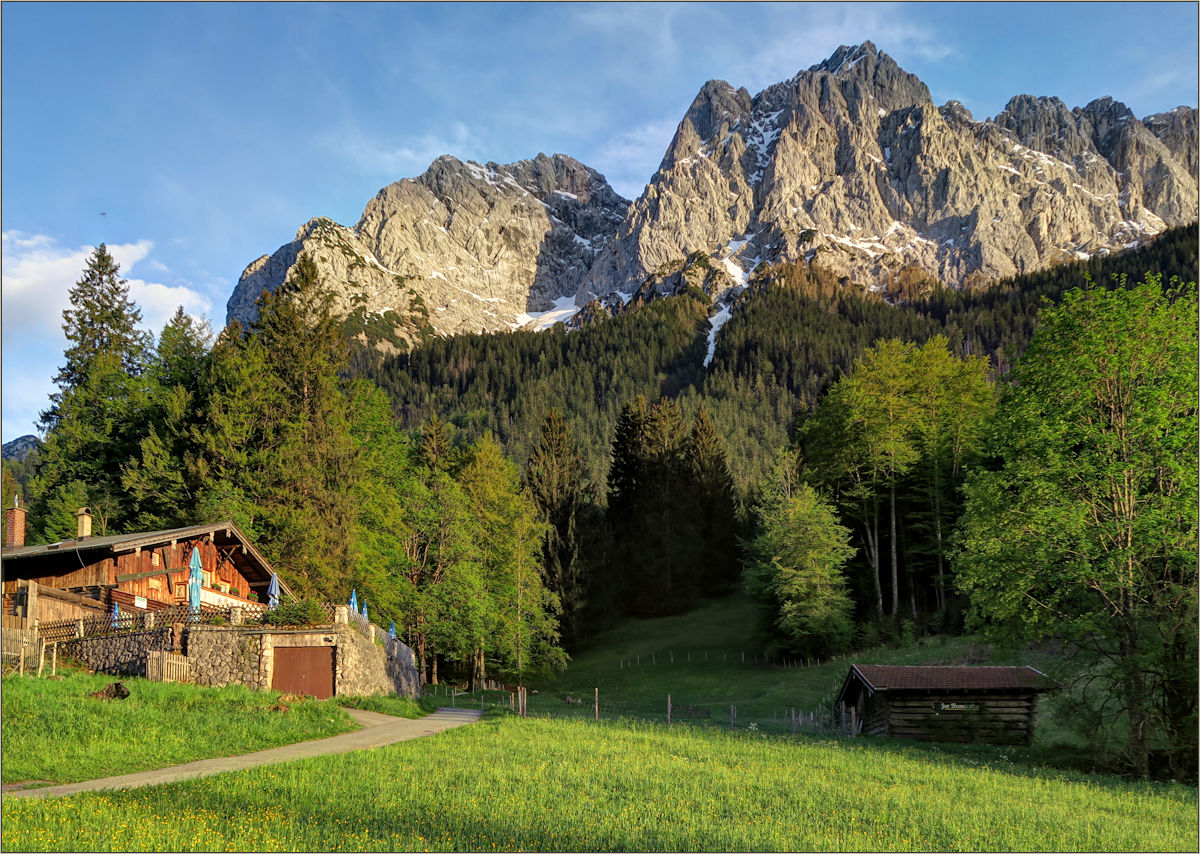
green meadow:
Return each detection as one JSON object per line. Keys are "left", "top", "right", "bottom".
{"left": 3, "top": 715, "right": 1196, "bottom": 852}
{"left": 0, "top": 670, "right": 421, "bottom": 786}
{"left": 3, "top": 595, "right": 1196, "bottom": 852}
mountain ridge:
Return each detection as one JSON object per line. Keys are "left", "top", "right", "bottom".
{"left": 228, "top": 42, "right": 1197, "bottom": 348}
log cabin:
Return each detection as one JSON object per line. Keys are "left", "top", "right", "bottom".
{"left": 835, "top": 664, "right": 1055, "bottom": 746}
{"left": 2, "top": 504, "right": 294, "bottom": 623}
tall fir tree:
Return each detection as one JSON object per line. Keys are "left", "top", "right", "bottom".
{"left": 683, "top": 406, "right": 742, "bottom": 596}
{"left": 31, "top": 245, "right": 154, "bottom": 539}
{"left": 525, "top": 409, "right": 594, "bottom": 647}
{"left": 249, "top": 254, "right": 360, "bottom": 598}
{"left": 122, "top": 308, "right": 215, "bottom": 530}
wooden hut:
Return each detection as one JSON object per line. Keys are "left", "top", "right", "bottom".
{"left": 835, "top": 664, "right": 1054, "bottom": 746}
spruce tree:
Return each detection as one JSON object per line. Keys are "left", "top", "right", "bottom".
{"left": 31, "top": 245, "right": 153, "bottom": 539}
{"left": 250, "top": 254, "right": 359, "bottom": 598}
{"left": 525, "top": 409, "right": 593, "bottom": 646}
{"left": 683, "top": 406, "right": 741, "bottom": 595}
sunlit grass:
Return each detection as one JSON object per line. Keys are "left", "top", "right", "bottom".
{"left": 1, "top": 669, "right": 358, "bottom": 784}
{"left": 4, "top": 715, "right": 1196, "bottom": 852}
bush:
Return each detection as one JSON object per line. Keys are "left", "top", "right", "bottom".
{"left": 260, "top": 599, "right": 328, "bottom": 627}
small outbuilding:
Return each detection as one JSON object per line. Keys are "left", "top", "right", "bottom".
{"left": 835, "top": 664, "right": 1054, "bottom": 746}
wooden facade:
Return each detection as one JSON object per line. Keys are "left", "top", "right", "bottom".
{"left": 1, "top": 520, "right": 292, "bottom": 619}
{"left": 836, "top": 664, "right": 1054, "bottom": 746}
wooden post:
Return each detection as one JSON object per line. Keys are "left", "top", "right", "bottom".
{"left": 51, "top": 643, "right": 57, "bottom": 676}
{"left": 481, "top": 690, "right": 485, "bottom": 711}
{"left": 667, "top": 694, "right": 672, "bottom": 725}
{"left": 36, "top": 638, "right": 45, "bottom": 677}
{"left": 850, "top": 707, "right": 857, "bottom": 738}
{"left": 594, "top": 687, "right": 598, "bottom": 722}
{"left": 77, "top": 618, "right": 84, "bottom": 639}
{"left": 791, "top": 707, "right": 796, "bottom": 735}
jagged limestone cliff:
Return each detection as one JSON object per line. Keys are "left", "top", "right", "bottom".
{"left": 227, "top": 153, "right": 628, "bottom": 351}
{"left": 231, "top": 43, "right": 1196, "bottom": 347}
{"left": 581, "top": 42, "right": 1197, "bottom": 305}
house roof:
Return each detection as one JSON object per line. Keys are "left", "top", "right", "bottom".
{"left": 837, "top": 664, "right": 1054, "bottom": 706}
{"left": 1, "top": 521, "right": 294, "bottom": 597}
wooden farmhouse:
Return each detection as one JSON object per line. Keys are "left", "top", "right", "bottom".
{"left": 2, "top": 504, "right": 294, "bottom": 624}
{"left": 835, "top": 664, "right": 1054, "bottom": 746}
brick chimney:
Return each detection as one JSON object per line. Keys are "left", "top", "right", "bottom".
{"left": 76, "top": 507, "right": 93, "bottom": 540}
{"left": 3, "top": 496, "right": 26, "bottom": 550}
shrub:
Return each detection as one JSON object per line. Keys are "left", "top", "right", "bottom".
{"left": 260, "top": 599, "right": 328, "bottom": 627}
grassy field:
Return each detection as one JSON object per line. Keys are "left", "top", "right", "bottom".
{"left": 524, "top": 593, "right": 1085, "bottom": 751}
{"left": 0, "top": 669, "right": 420, "bottom": 785}
{"left": 3, "top": 596, "right": 1195, "bottom": 852}
{"left": 3, "top": 715, "right": 1196, "bottom": 852}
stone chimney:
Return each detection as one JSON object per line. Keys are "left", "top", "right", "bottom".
{"left": 76, "top": 507, "right": 93, "bottom": 540}
{"left": 3, "top": 496, "right": 26, "bottom": 550}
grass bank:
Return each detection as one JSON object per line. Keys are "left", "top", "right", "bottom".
{"left": 1, "top": 669, "right": 419, "bottom": 785}
{"left": 3, "top": 715, "right": 1195, "bottom": 852}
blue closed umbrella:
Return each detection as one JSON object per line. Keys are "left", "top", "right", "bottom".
{"left": 188, "top": 547, "right": 203, "bottom": 613}
{"left": 361, "top": 601, "right": 368, "bottom": 621}
{"left": 111, "top": 601, "right": 119, "bottom": 629}
{"left": 388, "top": 620, "right": 396, "bottom": 642}
{"left": 349, "top": 588, "right": 358, "bottom": 613}
{"left": 267, "top": 572, "right": 280, "bottom": 610}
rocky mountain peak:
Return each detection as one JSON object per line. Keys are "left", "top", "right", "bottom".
{"left": 228, "top": 152, "right": 629, "bottom": 350}
{"left": 231, "top": 42, "right": 1196, "bottom": 355}
{"left": 580, "top": 42, "right": 1196, "bottom": 309}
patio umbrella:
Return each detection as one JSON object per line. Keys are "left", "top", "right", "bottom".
{"left": 188, "top": 547, "right": 203, "bottom": 613}
{"left": 111, "top": 601, "right": 119, "bottom": 629}
{"left": 349, "top": 588, "right": 358, "bottom": 613}
{"left": 267, "top": 572, "right": 280, "bottom": 610}
{"left": 388, "top": 620, "right": 396, "bottom": 642}
{"left": 361, "top": 601, "right": 368, "bottom": 621}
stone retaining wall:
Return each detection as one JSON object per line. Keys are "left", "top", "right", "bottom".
{"left": 60, "top": 628, "right": 172, "bottom": 677}
{"left": 54, "top": 617, "right": 420, "bottom": 699}
{"left": 186, "top": 627, "right": 268, "bottom": 689}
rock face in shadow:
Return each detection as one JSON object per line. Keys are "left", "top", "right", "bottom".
{"left": 582, "top": 41, "right": 1197, "bottom": 305}
{"left": 226, "top": 153, "right": 628, "bottom": 352}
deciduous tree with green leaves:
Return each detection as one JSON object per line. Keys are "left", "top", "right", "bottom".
{"left": 744, "top": 451, "right": 856, "bottom": 658}
{"left": 955, "top": 275, "right": 1198, "bottom": 780}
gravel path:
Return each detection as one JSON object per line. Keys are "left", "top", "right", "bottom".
{"left": 4, "top": 707, "right": 483, "bottom": 800}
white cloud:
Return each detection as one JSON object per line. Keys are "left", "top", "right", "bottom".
{"left": 728, "top": 8, "right": 956, "bottom": 92}
{"left": 1, "top": 232, "right": 212, "bottom": 441}
{"left": 594, "top": 117, "right": 682, "bottom": 200}
{"left": 336, "top": 121, "right": 488, "bottom": 178}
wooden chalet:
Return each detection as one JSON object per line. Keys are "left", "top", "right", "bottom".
{"left": 2, "top": 504, "right": 294, "bottom": 623}
{"left": 835, "top": 664, "right": 1054, "bottom": 746}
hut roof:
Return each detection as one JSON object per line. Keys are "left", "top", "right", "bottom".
{"left": 852, "top": 664, "right": 1052, "bottom": 692}
{"left": 837, "top": 664, "right": 1054, "bottom": 707}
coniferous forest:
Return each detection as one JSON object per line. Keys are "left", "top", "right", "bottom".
{"left": 4, "top": 224, "right": 1196, "bottom": 779}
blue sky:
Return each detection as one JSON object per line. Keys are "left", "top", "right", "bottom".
{"left": 3, "top": 1, "right": 1196, "bottom": 441}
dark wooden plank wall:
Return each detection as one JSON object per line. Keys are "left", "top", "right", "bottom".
{"left": 883, "top": 692, "right": 1037, "bottom": 746}
{"left": 113, "top": 538, "right": 253, "bottom": 606}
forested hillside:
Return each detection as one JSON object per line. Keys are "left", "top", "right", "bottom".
{"left": 354, "top": 224, "right": 1198, "bottom": 492}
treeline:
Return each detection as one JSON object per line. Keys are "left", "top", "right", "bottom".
{"left": 15, "top": 247, "right": 564, "bottom": 686}
{"left": 354, "top": 225, "right": 1198, "bottom": 494}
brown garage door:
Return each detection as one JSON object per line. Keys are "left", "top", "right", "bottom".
{"left": 272, "top": 646, "right": 334, "bottom": 699}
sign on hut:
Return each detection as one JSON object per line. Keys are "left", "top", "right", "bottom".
{"left": 835, "top": 665, "right": 1054, "bottom": 746}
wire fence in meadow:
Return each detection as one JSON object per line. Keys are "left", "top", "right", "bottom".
{"left": 616, "top": 647, "right": 856, "bottom": 671}
{"left": 420, "top": 680, "right": 864, "bottom": 737}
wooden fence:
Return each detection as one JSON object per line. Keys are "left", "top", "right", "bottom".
{"left": 146, "top": 650, "right": 192, "bottom": 683}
